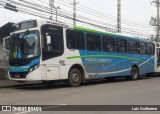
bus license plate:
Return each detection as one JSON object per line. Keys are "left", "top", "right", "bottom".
{"left": 14, "top": 74, "right": 21, "bottom": 78}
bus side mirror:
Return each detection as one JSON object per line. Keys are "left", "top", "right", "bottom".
{"left": 3, "top": 36, "right": 11, "bottom": 52}
{"left": 46, "top": 34, "right": 51, "bottom": 45}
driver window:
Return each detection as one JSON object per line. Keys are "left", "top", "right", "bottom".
{"left": 41, "top": 24, "right": 64, "bottom": 61}
{"left": 47, "top": 33, "right": 62, "bottom": 51}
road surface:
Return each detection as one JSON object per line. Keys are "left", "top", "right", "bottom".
{"left": 0, "top": 76, "right": 160, "bottom": 114}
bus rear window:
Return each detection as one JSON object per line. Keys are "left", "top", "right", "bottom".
{"left": 146, "top": 43, "right": 155, "bottom": 55}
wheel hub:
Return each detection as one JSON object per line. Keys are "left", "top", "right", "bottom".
{"left": 71, "top": 73, "right": 79, "bottom": 83}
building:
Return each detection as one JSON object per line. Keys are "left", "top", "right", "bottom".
{"left": 0, "top": 22, "right": 14, "bottom": 79}
{"left": 0, "top": 22, "right": 14, "bottom": 44}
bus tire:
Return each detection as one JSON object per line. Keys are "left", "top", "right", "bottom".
{"left": 130, "top": 66, "right": 139, "bottom": 80}
{"left": 68, "top": 69, "right": 82, "bottom": 87}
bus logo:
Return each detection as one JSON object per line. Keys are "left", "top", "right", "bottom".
{"left": 2, "top": 106, "right": 11, "bottom": 111}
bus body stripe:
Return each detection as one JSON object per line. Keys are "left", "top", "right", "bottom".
{"left": 67, "top": 55, "right": 154, "bottom": 66}
{"left": 87, "top": 56, "right": 154, "bottom": 75}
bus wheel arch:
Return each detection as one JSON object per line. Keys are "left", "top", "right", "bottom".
{"left": 68, "top": 64, "right": 85, "bottom": 87}
{"left": 130, "top": 65, "right": 139, "bottom": 80}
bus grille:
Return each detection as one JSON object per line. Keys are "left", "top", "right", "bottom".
{"left": 9, "top": 59, "right": 30, "bottom": 66}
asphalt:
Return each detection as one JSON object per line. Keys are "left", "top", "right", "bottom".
{"left": 0, "top": 73, "right": 160, "bottom": 88}
{"left": 0, "top": 72, "right": 159, "bottom": 87}
{"left": 0, "top": 78, "right": 42, "bottom": 88}
{"left": 1, "top": 76, "right": 160, "bottom": 114}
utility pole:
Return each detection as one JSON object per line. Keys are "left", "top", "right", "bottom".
{"left": 73, "top": 0, "right": 79, "bottom": 26}
{"left": 151, "top": 0, "right": 160, "bottom": 41}
{"left": 117, "top": 0, "right": 121, "bottom": 33}
{"left": 49, "top": 0, "right": 54, "bottom": 20}
{"left": 55, "top": 6, "right": 60, "bottom": 22}
{"left": 50, "top": 6, "right": 53, "bottom": 20}
{"left": 156, "top": 0, "right": 160, "bottom": 41}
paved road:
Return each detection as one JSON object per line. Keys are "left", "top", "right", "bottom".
{"left": 0, "top": 76, "right": 160, "bottom": 114}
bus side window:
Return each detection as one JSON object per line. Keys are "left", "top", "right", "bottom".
{"left": 66, "top": 29, "right": 85, "bottom": 50}
{"left": 116, "top": 38, "right": 126, "bottom": 53}
{"left": 127, "top": 40, "right": 137, "bottom": 54}
{"left": 158, "top": 50, "right": 160, "bottom": 61}
{"left": 146, "top": 43, "right": 154, "bottom": 55}
{"left": 102, "top": 36, "right": 115, "bottom": 52}
{"left": 139, "top": 42, "right": 146, "bottom": 55}
{"left": 66, "top": 30, "right": 75, "bottom": 49}
{"left": 86, "top": 33, "right": 101, "bottom": 51}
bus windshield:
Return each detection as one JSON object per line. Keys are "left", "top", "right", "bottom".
{"left": 9, "top": 31, "right": 40, "bottom": 59}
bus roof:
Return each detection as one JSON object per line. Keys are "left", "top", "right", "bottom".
{"left": 12, "top": 19, "right": 153, "bottom": 43}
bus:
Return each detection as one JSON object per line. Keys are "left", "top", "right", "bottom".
{"left": 3, "top": 19, "right": 155, "bottom": 87}
{"left": 155, "top": 42, "right": 160, "bottom": 72}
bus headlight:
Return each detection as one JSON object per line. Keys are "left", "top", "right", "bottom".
{"left": 34, "top": 64, "right": 39, "bottom": 69}
{"left": 28, "top": 64, "right": 39, "bottom": 73}
{"left": 29, "top": 68, "right": 34, "bottom": 73}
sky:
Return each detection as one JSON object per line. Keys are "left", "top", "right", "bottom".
{"left": 0, "top": 0, "right": 157, "bottom": 37}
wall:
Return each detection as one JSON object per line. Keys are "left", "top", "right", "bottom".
{"left": 0, "top": 43, "right": 8, "bottom": 79}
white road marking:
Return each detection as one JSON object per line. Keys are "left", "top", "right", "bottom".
{"left": 14, "top": 111, "right": 32, "bottom": 114}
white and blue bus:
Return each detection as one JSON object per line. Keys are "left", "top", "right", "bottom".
{"left": 3, "top": 19, "right": 155, "bottom": 86}
{"left": 155, "top": 42, "right": 160, "bottom": 72}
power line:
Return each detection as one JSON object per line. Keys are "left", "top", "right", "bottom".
{"left": 64, "top": 0, "right": 152, "bottom": 27}
{"left": 0, "top": 0, "right": 153, "bottom": 38}
{"left": 134, "top": 0, "right": 153, "bottom": 16}
{"left": 37, "top": 0, "right": 153, "bottom": 30}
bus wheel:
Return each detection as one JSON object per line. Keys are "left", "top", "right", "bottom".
{"left": 130, "top": 67, "right": 139, "bottom": 80}
{"left": 68, "top": 69, "right": 82, "bottom": 87}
